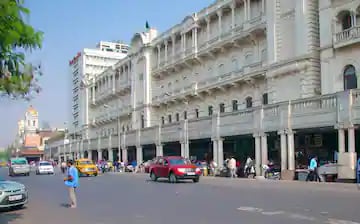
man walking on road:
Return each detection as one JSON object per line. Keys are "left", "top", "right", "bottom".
{"left": 64, "top": 160, "right": 79, "bottom": 208}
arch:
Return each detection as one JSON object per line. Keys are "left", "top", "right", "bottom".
{"left": 343, "top": 64, "right": 357, "bottom": 90}
{"left": 130, "top": 33, "right": 146, "bottom": 46}
{"left": 245, "top": 52, "right": 254, "bottom": 64}
{"left": 181, "top": 15, "right": 195, "bottom": 24}
{"left": 245, "top": 96, "right": 253, "bottom": 108}
{"left": 336, "top": 10, "right": 353, "bottom": 30}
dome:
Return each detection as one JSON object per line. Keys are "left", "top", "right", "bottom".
{"left": 27, "top": 105, "right": 38, "bottom": 116}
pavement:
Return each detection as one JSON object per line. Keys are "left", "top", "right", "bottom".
{"left": 1, "top": 168, "right": 360, "bottom": 224}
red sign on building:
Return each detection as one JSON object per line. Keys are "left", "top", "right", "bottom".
{"left": 69, "top": 52, "right": 81, "bottom": 66}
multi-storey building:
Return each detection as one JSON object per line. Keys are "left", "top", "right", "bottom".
{"left": 53, "top": 0, "right": 360, "bottom": 181}
{"left": 68, "top": 41, "right": 129, "bottom": 138}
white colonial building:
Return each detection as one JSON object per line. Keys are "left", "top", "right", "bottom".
{"left": 54, "top": 0, "right": 360, "bottom": 181}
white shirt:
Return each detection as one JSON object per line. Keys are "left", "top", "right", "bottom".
{"left": 228, "top": 158, "right": 236, "bottom": 169}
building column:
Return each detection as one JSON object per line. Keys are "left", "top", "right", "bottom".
{"left": 108, "top": 149, "right": 114, "bottom": 162}
{"left": 164, "top": 41, "right": 168, "bottom": 63}
{"left": 348, "top": 127, "right": 356, "bottom": 153}
{"left": 261, "top": 0, "right": 265, "bottom": 14}
{"left": 136, "top": 146, "right": 143, "bottom": 165}
{"left": 279, "top": 130, "right": 287, "bottom": 171}
{"left": 338, "top": 128, "right": 345, "bottom": 153}
{"left": 287, "top": 130, "right": 295, "bottom": 171}
{"left": 261, "top": 134, "right": 268, "bottom": 166}
{"left": 156, "top": 144, "right": 163, "bottom": 157}
{"left": 212, "top": 140, "right": 218, "bottom": 166}
{"left": 97, "top": 149, "right": 103, "bottom": 161}
{"left": 217, "top": 139, "right": 224, "bottom": 168}
{"left": 171, "top": 35, "right": 175, "bottom": 61}
{"left": 217, "top": 10, "right": 222, "bottom": 35}
{"left": 206, "top": 17, "right": 210, "bottom": 41}
{"left": 231, "top": 2, "right": 236, "bottom": 28}
{"left": 122, "top": 148, "right": 127, "bottom": 162}
{"left": 254, "top": 134, "right": 261, "bottom": 175}
{"left": 247, "top": 0, "right": 251, "bottom": 20}
{"left": 244, "top": 0, "right": 247, "bottom": 21}
{"left": 157, "top": 45, "right": 161, "bottom": 67}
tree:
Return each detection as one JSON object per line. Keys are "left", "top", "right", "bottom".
{"left": 0, "top": 0, "right": 43, "bottom": 100}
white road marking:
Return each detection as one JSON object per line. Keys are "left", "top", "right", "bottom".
{"left": 237, "top": 206, "right": 360, "bottom": 224}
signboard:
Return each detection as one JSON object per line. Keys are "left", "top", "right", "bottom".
{"left": 69, "top": 52, "right": 81, "bottom": 65}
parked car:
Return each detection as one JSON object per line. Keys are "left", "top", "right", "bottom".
{"left": 149, "top": 156, "right": 202, "bottom": 183}
{"left": 0, "top": 178, "right": 28, "bottom": 210}
{"left": 35, "top": 161, "right": 54, "bottom": 175}
{"left": 144, "top": 159, "right": 155, "bottom": 173}
{"left": 8, "top": 157, "right": 30, "bottom": 176}
{"left": 75, "top": 159, "right": 98, "bottom": 176}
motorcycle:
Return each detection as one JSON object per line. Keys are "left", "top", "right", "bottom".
{"left": 244, "top": 164, "right": 256, "bottom": 178}
{"left": 262, "top": 163, "right": 280, "bottom": 180}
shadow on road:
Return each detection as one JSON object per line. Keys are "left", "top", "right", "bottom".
{"left": 145, "top": 179, "right": 197, "bottom": 184}
{"left": 0, "top": 209, "right": 24, "bottom": 224}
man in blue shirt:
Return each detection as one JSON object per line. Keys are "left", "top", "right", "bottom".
{"left": 306, "top": 156, "right": 320, "bottom": 182}
{"left": 64, "top": 160, "right": 79, "bottom": 208}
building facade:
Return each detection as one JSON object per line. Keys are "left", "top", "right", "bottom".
{"left": 53, "top": 0, "right": 360, "bottom": 180}
{"left": 68, "top": 41, "right": 129, "bottom": 137}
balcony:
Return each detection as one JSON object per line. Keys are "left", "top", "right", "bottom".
{"left": 334, "top": 26, "right": 360, "bottom": 49}
{"left": 151, "top": 15, "right": 266, "bottom": 78}
{"left": 152, "top": 61, "right": 265, "bottom": 106}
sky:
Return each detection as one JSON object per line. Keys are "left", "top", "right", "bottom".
{"left": 0, "top": 0, "right": 215, "bottom": 147}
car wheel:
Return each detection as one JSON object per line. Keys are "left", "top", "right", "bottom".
{"left": 168, "top": 172, "right": 177, "bottom": 183}
{"left": 94, "top": 173, "right": 98, "bottom": 177}
{"left": 150, "top": 172, "right": 157, "bottom": 181}
{"left": 193, "top": 177, "right": 200, "bottom": 183}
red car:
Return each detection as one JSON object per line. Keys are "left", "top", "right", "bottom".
{"left": 149, "top": 156, "right": 202, "bottom": 183}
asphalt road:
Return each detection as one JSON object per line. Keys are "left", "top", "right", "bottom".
{"left": 1, "top": 168, "right": 360, "bottom": 224}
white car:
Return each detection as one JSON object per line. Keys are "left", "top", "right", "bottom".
{"left": 35, "top": 161, "right": 54, "bottom": 175}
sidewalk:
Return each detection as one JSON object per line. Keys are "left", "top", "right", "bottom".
{"left": 108, "top": 171, "right": 360, "bottom": 193}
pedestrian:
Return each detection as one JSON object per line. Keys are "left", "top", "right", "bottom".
{"left": 64, "top": 160, "right": 79, "bottom": 208}
{"left": 61, "top": 161, "right": 66, "bottom": 174}
{"left": 306, "top": 156, "right": 321, "bottom": 182}
{"left": 228, "top": 156, "right": 237, "bottom": 178}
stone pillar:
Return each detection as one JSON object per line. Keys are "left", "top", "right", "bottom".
{"left": 261, "top": 134, "right": 268, "bottom": 167}
{"left": 97, "top": 150, "right": 103, "bottom": 161}
{"left": 180, "top": 142, "right": 189, "bottom": 158}
{"left": 217, "top": 10, "right": 222, "bottom": 35}
{"left": 254, "top": 134, "right": 261, "bottom": 175}
{"left": 217, "top": 139, "right": 224, "bottom": 168}
{"left": 247, "top": 0, "right": 251, "bottom": 19}
{"left": 279, "top": 130, "right": 287, "bottom": 171}
{"left": 136, "top": 146, "right": 143, "bottom": 165}
{"left": 108, "top": 149, "right": 114, "bottom": 162}
{"left": 88, "top": 150, "right": 92, "bottom": 160}
{"left": 156, "top": 144, "right": 163, "bottom": 157}
{"left": 171, "top": 35, "right": 175, "bottom": 61}
{"left": 244, "top": 0, "right": 247, "bottom": 21}
{"left": 338, "top": 128, "right": 345, "bottom": 153}
{"left": 193, "top": 28, "right": 198, "bottom": 52}
{"left": 348, "top": 127, "right": 356, "bottom": 153}
{"left": 122, "top": 148, "right": 127, "bottom": 162}
{"left": 261, "top": 0, "right": 265, "bottom": 14}
{"left": 212, "top": 140, "right": 218, "bottom": 166}
{"left": 157, "top": 45, "right": 161, "bottom": 67}
{"left": 287, "top": 131, "right": 295, "bottom": 171}
{"left": 206, "top": 17, "right": 210, "bottom": 41}
{"left": 231, "top": 2, "right": 235, "bottom": 28}
{"left": 164, "top": 41, "right": 168, "bottom": 62}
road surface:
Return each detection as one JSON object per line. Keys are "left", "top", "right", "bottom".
{"left": 1, "top": 168, "right": 360, "bottom": 224}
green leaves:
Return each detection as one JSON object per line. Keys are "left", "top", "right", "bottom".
{"left": 0, "top": 0, "right": 44, "bottom": 100}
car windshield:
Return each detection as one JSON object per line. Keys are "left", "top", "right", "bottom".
{"left": 168, "top": 158, "right": 191, "bottom": 165}
{"left": 11, "top": 160, "right": 27, "bottom": 165}
{"left": 79, "top": 160, "right": 93, "bottom": 165}
{"left": 40, "top": 162, "right": 51, "bottom": 166}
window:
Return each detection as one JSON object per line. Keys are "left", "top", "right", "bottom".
{"left": 245, "top": 53, "right": 253, "bottom": 64}
{"left": 138, "top": 73, "right": 144, "bottom": 80}
{"left": 195, "top": 109, "right": 199, "bottom": 118}
{"left": 28, "top": 120, "right": 30, "bottom": 126}
{"left": 341, "top": 11, "right": 352, "bottom": 30}
{"left": 33, "top": 120, "right": 36, "bottom": 126}
{"left": 208, "top": 106, "right": 213, "bottom": 116}
{"left": 219, "top": 103, "right": 225, "bottom": 113}
{"left": 344, "top": 65, "right": 357, "bottom": 90}
{"left": 246, "top": 97, "right": 253, "bottom": 108}
{"left": 183, "top": 111, "right": 187, "bottom": 120}
{"left": 161, "top": 116, "right": 165, "bottom": 125}
{"left": 262, "top": 93, "right": 268, "bottom": 105}
{"left": 141, "top": 115, "right": 145, "bottom": 128}
{"left": 175, "top": 113, "right": 180, "bottom": 122}
{"left": 168, "top": 114, "right": 172, "bottom": 123}
{"left": 261, "top": 49, "right": 267, "bottom": 61}
{"left": 232, "top": 100, "right": 238, "bottom": 111}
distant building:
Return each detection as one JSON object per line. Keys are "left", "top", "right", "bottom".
{"left": 68, "top": 41, "right": 129, "bottom": 141}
